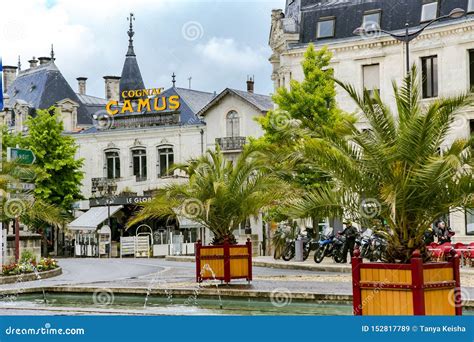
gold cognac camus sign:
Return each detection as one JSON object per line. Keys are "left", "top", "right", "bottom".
{"left": 105, "top": 87, "right": 180, "bottom": 115}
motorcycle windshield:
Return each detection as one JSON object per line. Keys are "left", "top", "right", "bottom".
{"left": 322, "top": 227, "right": 333, "bottom": 237}
{"left": 362, "top": 229, "right": 373, "bottom": 238}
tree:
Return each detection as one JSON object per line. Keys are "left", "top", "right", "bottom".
{"left": 290, "top": 67, "right": 474, "bottom": 263}
{"left": 23, "top": 108, "right": 84, "bottom": 211}
{"left": 254, "top": 44, "right": 352, "bottom": 235}
{"left": 128, "top": 146, "right": 289, "bottom": 245}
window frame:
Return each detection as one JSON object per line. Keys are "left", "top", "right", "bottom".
{"left": 362, "top": 63, "right": 381, "bottom": 98}
{"left": 157, "top": 145, "right": 174, "bottom": 178}
{"left": 468, "top": 0, "right": 474, "bottom": 13}
{"left": 317, "top": 16, "right": 336, "bottom": 39}
{"left": 105, "top": 150, "right": 121, "bottom": 180}
{"left": 469, "top": 49, "right": 474, "bottom": 92}
{"left": 131, "top": 148, "right": 147, "bottom": 181}
{"left": 420, "top": 1, "right": 438, "bottom": 23}
{"left": 362, "top": 9, "right": 382, "bottom": 30}
{"left": 226, "top": 110, "right": 240, "bottom": 138}
{"left": 465, "top": 208, "right": 474, "bottom": 236}
{"left": 421, "top": 55, "right": 438, "bottom": 99}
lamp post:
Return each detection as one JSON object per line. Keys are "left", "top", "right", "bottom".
{"left": 353, "top": 8, "right": 465, "bottom": 74}
{"left": 91, "top": 178, "right": 117, "bottom": 257}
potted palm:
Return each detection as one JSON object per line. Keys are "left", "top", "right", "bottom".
{"left": 290, "top": 68, "right": 473, "bottom": 315}
{"left": 129, "top": 146, "right": 288, "bottom": 283}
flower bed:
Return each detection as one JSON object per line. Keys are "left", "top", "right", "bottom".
{"left": 2, "top": 257, "right": 58, "bottom": 276}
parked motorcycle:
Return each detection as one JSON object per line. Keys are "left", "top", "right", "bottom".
{"left": 313, "top": 227, "right": 336, "bottom": 263}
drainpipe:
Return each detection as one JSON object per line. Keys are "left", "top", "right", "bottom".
{"left": 200, "top": 129, "right": 204, "bottom": 154}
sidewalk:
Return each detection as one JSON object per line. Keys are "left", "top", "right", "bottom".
{"left": 165, "top": 255, "right": 474, "bottom": 275}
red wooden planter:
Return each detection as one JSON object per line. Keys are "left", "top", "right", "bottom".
{"left": 195, "top": 238, "right": 252, "bottom": 283}
{"left": 352, "top": 248, "right": 461, "bottom": 315}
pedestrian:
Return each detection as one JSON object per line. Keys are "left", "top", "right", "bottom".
{"left": 436, "top": 221, "right": 455, "bottom": 244}
{"left": 423, "top": 227, "right": 435, "bottom": 244}
{"left": 340, "top": 221, "right": 358, "bottom": 263}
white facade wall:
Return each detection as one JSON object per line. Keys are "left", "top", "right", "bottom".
{"left": 203, "top": 93, "right": 265, "bottom": 150}
{"left": 270, "top": 18, "right": 474, "bottom": 241}
{"left": 72, "top": 124, "right": 204, "bottom": 198}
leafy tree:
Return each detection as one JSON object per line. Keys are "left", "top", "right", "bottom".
{"left": 289, "top": 67, "right": 474, "bottom": 263}
{"left": 23, "top": 108, "right": 84, "bottom": 211}
{"left": 254, "top": 44, "right": 352, "bottom": 234}
{"left": 128, "top": 146, "right": 289, "bottom": 245}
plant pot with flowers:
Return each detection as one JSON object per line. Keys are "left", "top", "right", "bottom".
{"left": 129, "top": 146, "right": 289, "bottom": 283}
{"left": 289, "top": 67, "right": 474, "bottom": 315}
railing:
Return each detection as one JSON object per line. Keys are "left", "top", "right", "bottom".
{"left": 215, "top": 136, "right": 246, "bottom": 151}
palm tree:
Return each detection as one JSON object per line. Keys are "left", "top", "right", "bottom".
{"left": 0, "top": 160, "right": 67, "bottom": 237}
{"left": 128, "top": 146, "right": 289, "bottom": 245}
{"left": 289, "top": 67, "right": 474, "bottom": 263}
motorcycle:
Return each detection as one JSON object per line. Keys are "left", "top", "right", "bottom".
{"left": 282, "top": 228, "right": 318, "bottom": 261}
{"left": 313, "top": 227, "right": 336, "bottom": 263}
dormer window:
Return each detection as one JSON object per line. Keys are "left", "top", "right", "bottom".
{"left": 363, "top": 10, "right": 381, "bottom": 30}
{"left": 13, "top": 88, "right": 19, "bottom": 96}
{"left": 421, "top": 0, "right": 438, "bottom": 22}
{"left": 469, "top": 0, "right": 474, "bottom": 13}
{"left": 317, "top": 17, "right": 335, "bottom": 39}
{"left": 29, "top": 84, "right": 36, "bottom": 92}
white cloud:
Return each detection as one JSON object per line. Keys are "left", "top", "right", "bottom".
{"left": 0, "top": 0, "right": 280, "bottom": 97}
{"left": 196, "top": 37, "right": 267, "bottom": 70}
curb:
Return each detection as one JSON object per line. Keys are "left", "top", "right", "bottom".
{"left": 0, "top": 267, "right": 62, "bottom": 285}
{"left": 165, "top": 256, "right": 351, "bottom": 273}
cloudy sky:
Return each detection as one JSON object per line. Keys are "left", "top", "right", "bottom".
{"left": 1, "top": 0, "right": 285, "bottom": 98}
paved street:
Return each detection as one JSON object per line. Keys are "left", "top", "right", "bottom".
{"left": 0, "top": 258, "right": 352, "bottom": 294}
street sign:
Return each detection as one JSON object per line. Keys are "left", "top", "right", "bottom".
{"left": 7, "top": 147, "right": 36, "bottom": 165}
{"left": 8, "top": 182, "right": 36, "bottom": 191}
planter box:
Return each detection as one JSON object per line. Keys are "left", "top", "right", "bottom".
{"left": 195, "top": 239, "right": 252, "bottom": 283}
{"left": 352, "top": 249, "right": 461, "bottom": 315}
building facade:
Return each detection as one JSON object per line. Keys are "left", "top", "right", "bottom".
{"left": 269, "top": 0, "right": 474, "bottom": 241}
{"left": 1, "top": 15, "right": 272, "bottom": 257}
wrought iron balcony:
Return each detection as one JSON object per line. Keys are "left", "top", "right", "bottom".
{"left": 216, "top": 136, "right": 246, "bottom": 151}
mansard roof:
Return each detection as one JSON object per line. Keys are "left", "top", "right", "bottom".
{"left": 6, "top": 61, "right": 92, "bottom": 125}
{"left": 296, "top": 0, "right": 468, "bottom": 44}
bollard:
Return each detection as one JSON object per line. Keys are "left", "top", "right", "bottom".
{"left": 294, "top": 237, "right": 304, "bottom": 262}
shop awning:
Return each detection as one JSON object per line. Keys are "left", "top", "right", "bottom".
{"left": 68, "top": 206, "right": 123, "bottom": 231}
{"left": 177, "top": 216, "right": 204, "bottom": 229}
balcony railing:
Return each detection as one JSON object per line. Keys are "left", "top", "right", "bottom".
{"left": 216, "top": 136, "right": 246, "bottom": 151}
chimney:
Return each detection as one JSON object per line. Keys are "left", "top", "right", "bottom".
{"left": 28, "top": 57, "right": 38, "bottom": 68}
{"left": 103, "top": 76, "right": 121, "bottom": 101}
{"left": 76, "top": 77, "right": 87, "bottom": 95}
{"left": 38, "top": 57, "right": 51, "bottom": 65}
{"left": 2, "top": 65, "right": 18, "bottom": 93}
{"left": 246, "top": 75, "right": 254, "bottom": 93}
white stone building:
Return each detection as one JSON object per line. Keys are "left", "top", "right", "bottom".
{"left": 269, "top": 0, "right": 474, "bottom": 241}
{"left": 1, "top": 16, "right": 273, "bottom": 256}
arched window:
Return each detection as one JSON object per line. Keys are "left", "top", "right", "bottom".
{"left": 157, "top": 145, "right": 174, "bottom": 177}
{"left": 132, "top": 148, "right": 147, "bottom": 181}
{"left": 226, "top": 111, "right": 239, "bottom": 137}
{"left": 105, "top": 150, "right": 120, "bottom": 179}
